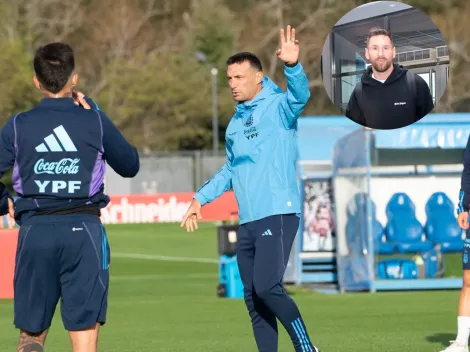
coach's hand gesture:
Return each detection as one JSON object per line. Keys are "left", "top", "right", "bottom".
{"left": 181, "top": 199, "right": 202, "bottom": 232}
{"left": 458, "top": 211, "right": 469, "bottom": 230}
{"left": 276, "top": 25, "right": 299, "bottom": 65}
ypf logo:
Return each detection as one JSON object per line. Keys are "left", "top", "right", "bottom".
{"left": 35, "top": 180, "right": 82, "bottom": 194}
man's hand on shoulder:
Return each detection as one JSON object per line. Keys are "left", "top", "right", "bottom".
{"left": 276, "top": 25, "right": 299, "bottom": 66}
{"left": 72, "top": 90, "right": 91, "bottom": 110}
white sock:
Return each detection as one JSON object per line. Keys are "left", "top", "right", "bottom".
{"left": 456, "top": 316, "right": 470, "bottom": 346}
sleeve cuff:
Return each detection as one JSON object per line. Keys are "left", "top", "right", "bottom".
{"left": 84, "top": 96, "right": 100, "bottom": 111}
{"left": 458, "top": 190, "right": 469, "bottom": 213}
{"left": 284, "top": 62, "right": 303, "bottom": 75}
{"left": 193, "top": 192, "right": 208, "bottom": 206}
{"left": 463, "top": 202, "right": 469, "bottom": 212}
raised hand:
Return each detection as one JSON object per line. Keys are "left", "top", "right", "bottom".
{"left": 276, "top": 25, "right": 300, "bottom": 65}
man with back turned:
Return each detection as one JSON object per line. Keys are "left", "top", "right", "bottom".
{"left": 0, "top": 42, "right": 139, "bottom": 351}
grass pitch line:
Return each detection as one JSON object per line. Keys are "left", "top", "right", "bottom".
{"left": 113, "top": 252, "right": 219, "bottom": 264}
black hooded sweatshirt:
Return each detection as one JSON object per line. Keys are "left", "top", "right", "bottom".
{"left": 345, "top": 63, "right": 434, "bottom": 130}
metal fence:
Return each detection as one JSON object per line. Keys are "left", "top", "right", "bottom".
{"left": 103, "top": 151, "right": 226, "bottom": 195}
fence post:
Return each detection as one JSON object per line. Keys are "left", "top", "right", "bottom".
{"left": 194, "top": 150, "right": 202, "bottom": 192}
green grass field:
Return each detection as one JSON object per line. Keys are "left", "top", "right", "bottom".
{"left": 0, "top": 222, "right": 464, "bottom": 351}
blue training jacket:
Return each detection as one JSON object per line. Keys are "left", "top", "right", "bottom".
{"left": 194, "top": 62, "right": 310, "bottom": 224}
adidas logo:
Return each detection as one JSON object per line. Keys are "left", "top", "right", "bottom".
{"left": 262, "top": 229, "right": 273, "bottom": 236}
{"left": 35, "top": 125, "right": 77, "bottom": 152}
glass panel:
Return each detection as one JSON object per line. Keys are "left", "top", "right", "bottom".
{"left": 416, "top": 71, "right": 436, "bottom": 104}
{"left": 388, "top": 9, "right": 446, "bottom": 53}
{"left": 332, "top": 17, "right": 385, "bottom": 75}
{"left": 340, "top": 72, "right": 364, "bottom": 112}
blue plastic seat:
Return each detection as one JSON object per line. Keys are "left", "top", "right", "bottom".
{"left": 374, "top": 219, "right": 394, "bottom": 254}
{"left": 385, "top": 193, "right": 433, "bottom": 253}
{"left": 425, "top": 192, "right": 463, "bottom": 252}
{"left": 345, "top": 192, "right": 394, "bottom": 254}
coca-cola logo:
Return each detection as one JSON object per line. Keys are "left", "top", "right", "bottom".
{"left": 34, "top": 158, "right": 80, "bottom": 175}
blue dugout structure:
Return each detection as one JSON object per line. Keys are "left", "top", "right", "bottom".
{"left": 331, "top": 113, "right": 470, "bottom": 292}
{"left": 284, "top": 116, "right": 359, "bottom": 286}
{"left": 285, "top": 113, "right": 470, "bottom": 292}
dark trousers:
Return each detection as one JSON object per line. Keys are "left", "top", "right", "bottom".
{"left": 14, "top": 214, "right": 110, "bottom": 333}
{"left": 236, "top": 214, "right": 314, "bottom": 352}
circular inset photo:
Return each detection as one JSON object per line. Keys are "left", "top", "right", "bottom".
{"left": 321, "top": 1, "right": 449, "bottom": 130}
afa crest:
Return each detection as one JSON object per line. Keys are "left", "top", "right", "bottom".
{"left": 243, "top": 115, "right": 253, "bottom": 127}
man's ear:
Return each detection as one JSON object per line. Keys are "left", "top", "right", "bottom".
{"left": 256, "top": 71, "right": 264, "bottom": 85}
{"left": 33, "top": 76, "right": 41, "bottom": 90}
{"left": 71, "top": 72, "right": 79, "bottom": 87}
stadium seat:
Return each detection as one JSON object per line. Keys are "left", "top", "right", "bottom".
{"left": 345, "top": 215, "right": 367, "bottom": 256}
{"left": 344, "top": 193, "right": 370, "bottom": 255}
{"left": 374, "top": 219, "right": 394, "bottom": 254}
{"left": 385, "top": 192, "right": 416, "bottom": 220}
{"left": 425, "top": 192, "right": 464, "bottom": 252}
{"left": 385, "top": 193, "right": 433, "bottom": 253}
{"left": 345, "top": 192, "right": 394, "bottom": 254}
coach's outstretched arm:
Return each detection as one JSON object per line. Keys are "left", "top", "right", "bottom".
{"left": 458, "top": 136, "right": 470, "bottom": 229}
{"left": 193, "top": 143, "right": 234, "bottom": 205}
{"left": 100, "top": 112, "right": 140, "bottom": 178}
{"left": 276, "top": 25, "right": 310, "bottom": 129}
{"left": 181, "top": 143, "right": 233, "bottom": 232}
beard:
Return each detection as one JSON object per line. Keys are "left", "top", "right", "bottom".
{"left": 371, "top": 58, "right": 392, "bottom": 73}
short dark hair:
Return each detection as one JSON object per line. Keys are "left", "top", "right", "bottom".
{"left": 367, "top": 28, "right": 393, "bottom": 46}
{"left": 226, "top": 52, "right": 263, "bottom": 72}
{"left": 33, "top": 43, "right": 75, "bottom": 94}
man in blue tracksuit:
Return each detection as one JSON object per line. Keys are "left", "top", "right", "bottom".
{"left": 0, "top": 43, "right": 139, "bottom": 352}
{"left": 181, "top": 26, "right": 318, "bottom": 352}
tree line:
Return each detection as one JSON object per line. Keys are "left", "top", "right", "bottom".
{"left": 0, "top": 0, "right": 468, "bottom": 152}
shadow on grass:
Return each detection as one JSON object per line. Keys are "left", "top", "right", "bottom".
{"left": 426, "top": 333, "right": 455, "bottom": 347}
